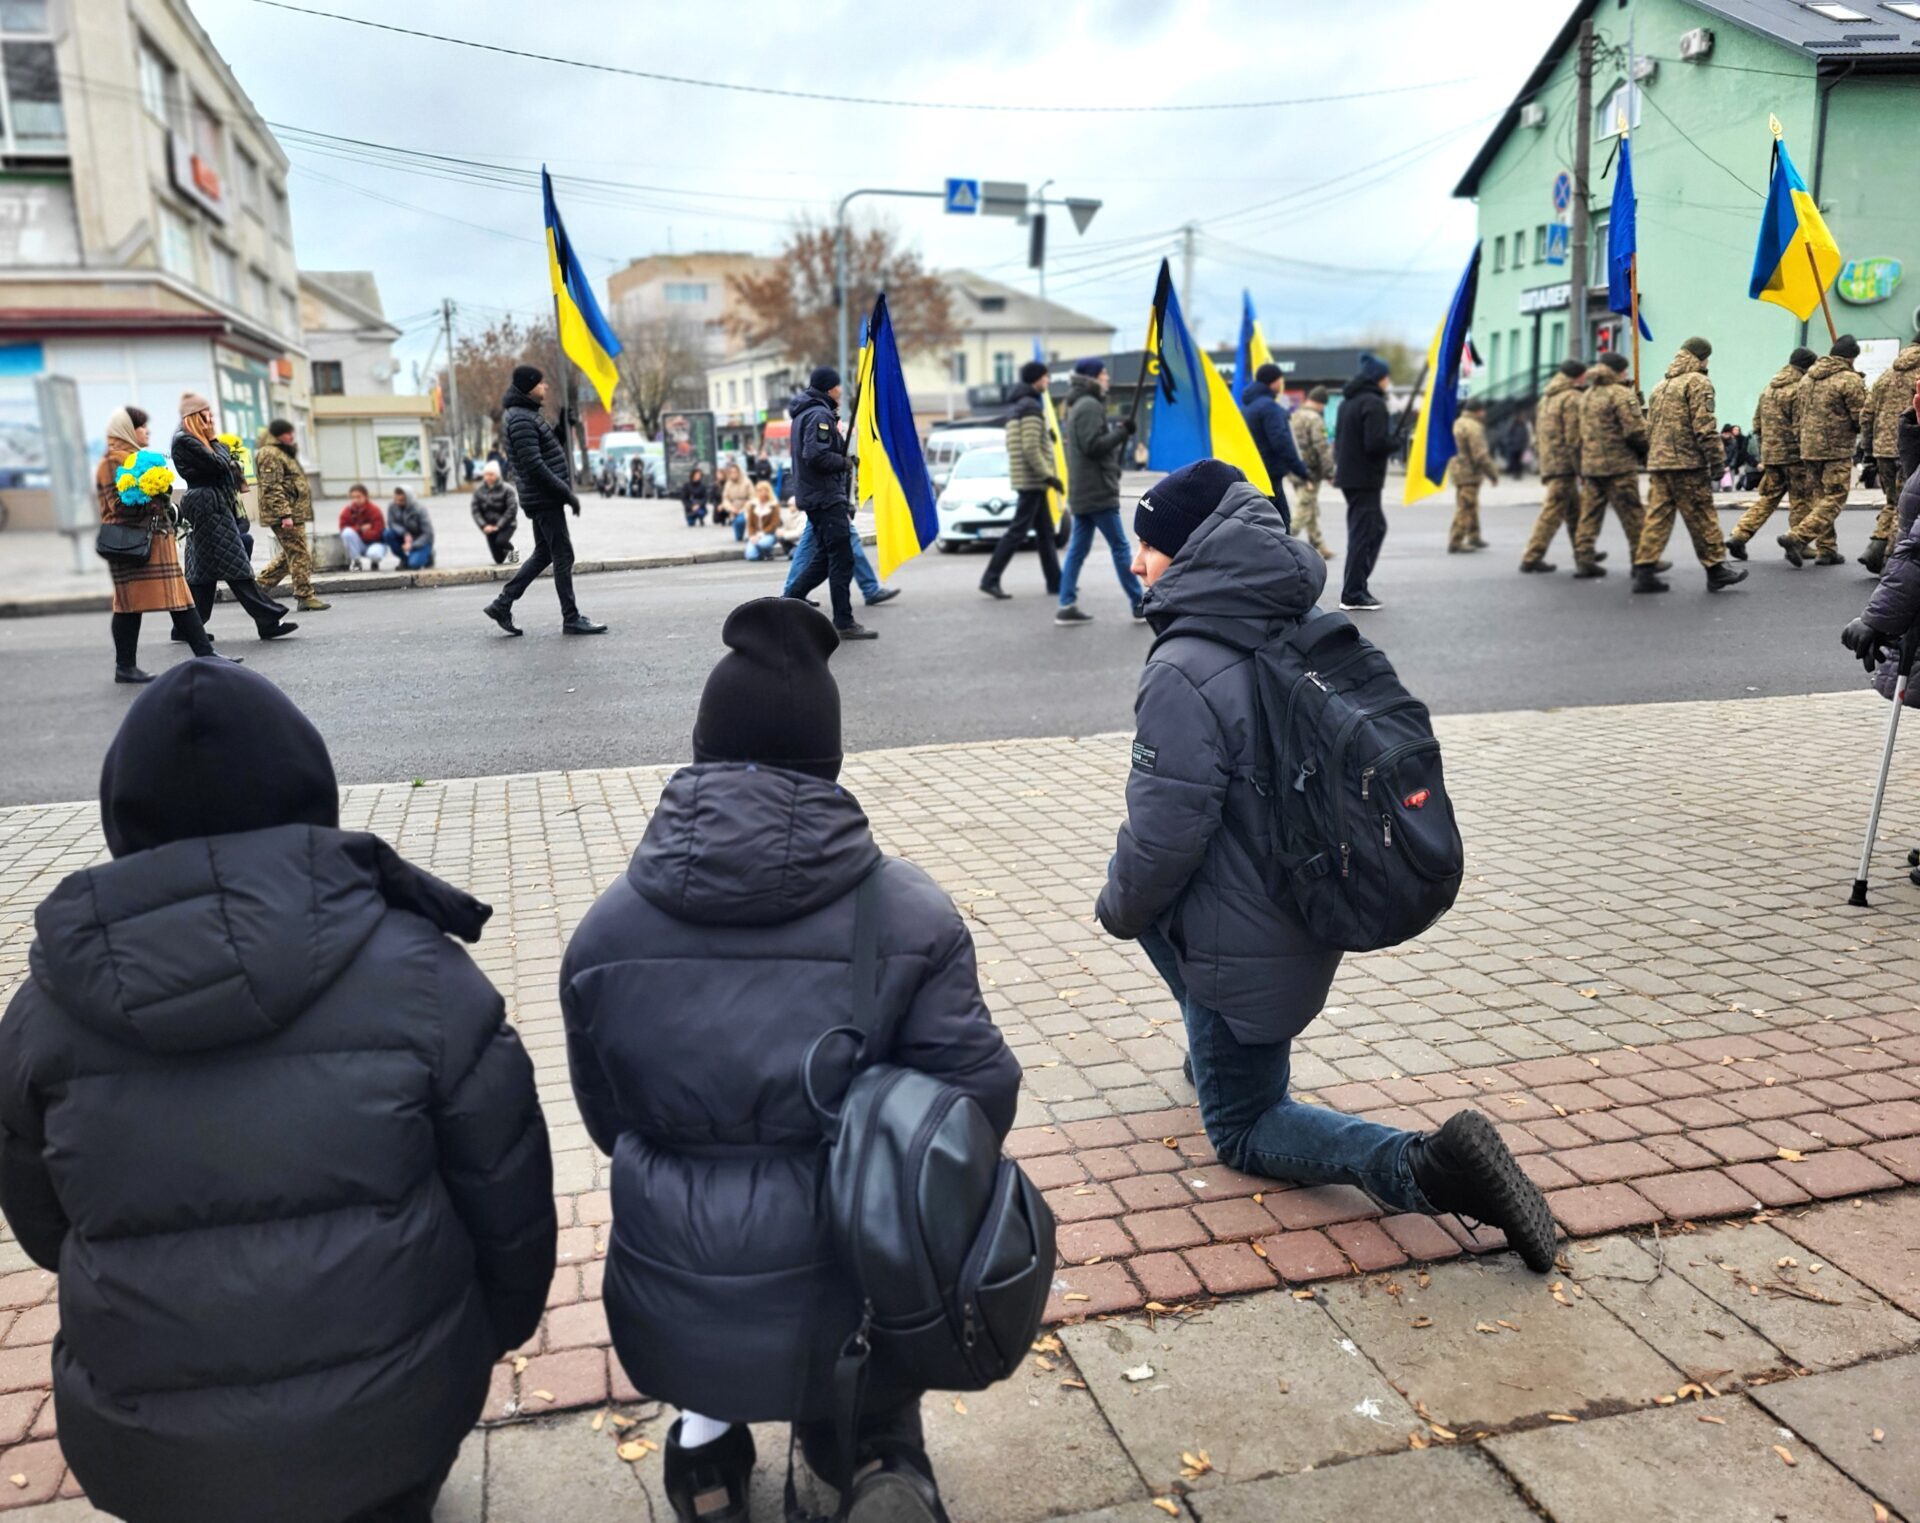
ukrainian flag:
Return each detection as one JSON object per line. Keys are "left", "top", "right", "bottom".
{"left": 1034, "top": 337, "right": 1069, "bottom": 525}
{"left": 1234, "top": 291, "right": 1274, "bottom": 391}
{"left": 1143, "top": 261, "right": 1271, "bottom": 493}
{"left": 1748, "top": 128, "right": 1842, "bottom": 323}
{"left": 1404, "top": 244, "right": 1481, "bottom": 506}
{"left": 855, "top": 294, "right": 939, "bottom": 579}
{"left": 541, "top": 167, "right": 622, "bottom": 411}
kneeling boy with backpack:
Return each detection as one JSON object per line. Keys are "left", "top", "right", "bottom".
{"left": 562, "top": 599, "right": 1047, "bottom": 1523}
{"left": 1097, "top": 460, "right": 1557, "bottom": 1272}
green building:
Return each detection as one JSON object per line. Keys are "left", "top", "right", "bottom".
{"left": 1454, "top": 0, "right": 1919, "bottom": 424}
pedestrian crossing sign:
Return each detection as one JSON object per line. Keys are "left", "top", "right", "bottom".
{"left": 944, "top": 178, "right": 980, "bottom": 215}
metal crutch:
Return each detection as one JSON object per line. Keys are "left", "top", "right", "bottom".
{"left": 1848, "top": 627, "right": 1920, "bottom": 907}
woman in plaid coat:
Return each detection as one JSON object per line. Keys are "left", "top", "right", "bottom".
{"left": 96, "top": 406, "right": 225, "bottom": 684}
{"left": 172, "top": 393, "right": 296, "bottom": 642}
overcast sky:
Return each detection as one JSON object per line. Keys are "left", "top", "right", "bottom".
{"left": 190, "top": 0, "right": 1568, "bottom": 379}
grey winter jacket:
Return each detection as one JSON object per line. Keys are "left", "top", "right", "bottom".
{"left": 1063, "top": 374, "right": 1127, "bottom": 514}
{"left": 387, "top": 491, "right": 433, "bottom": 549}
{"left": 560, "top": 764, "right": 1021, "bottom": 1423}
{"left": 1097, "top": 481, "right": 1343, "bottom": 1043}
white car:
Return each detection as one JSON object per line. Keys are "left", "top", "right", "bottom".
{"left": 934, "top": 446, "right": 1020, "bottom": 550}
{"left": 924, "top": 425, "right": 1007, "bottom": 494}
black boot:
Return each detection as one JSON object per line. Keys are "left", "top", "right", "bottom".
{"left": 1408, "top": 1111, "right": 1558, "bottom": 1273}
{"left": 483, "top": 600, "right": 522, "bottom": 636}
{"left": 1706, "top": 561, "right": 1749, "bottom": 592}
{"left": 562, "top": 613, "right": 608, "bottom": 635}
{"left": 1777, "top": 533, "right": 1806, "bottom": 566}
{"left": 1725, "top": 536, "right": 1748, "bottom": 561}
{"left": 1572, "top": 559, "right": 1607, "bottom": 579}
{"left": 1814, "top": 548, "right": 1846, "bottom": 567}
{"left": 848, "top": 1453, "right": 951, "bottom": 1523}
{"left": 114, "top": 665, "right": 154, "bottom": 685}
{"left": 1518, "top": 559, "right": 1556, "bottom": 574}
{"left": 1859, "top": 536, "right": 1889, "bottom": 576}
{"left": 1631, "top": 564, "right": 1669, "bottom": 594}
{"left": 663, "top": 1421, "right": 754, "bottom": 1523}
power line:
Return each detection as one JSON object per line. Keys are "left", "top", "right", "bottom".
{"left": 1631, "top": 85, "right": 1763, "bottom": 199}
{"left": 244, "top": 0, "right": 1470, "bottom": 115}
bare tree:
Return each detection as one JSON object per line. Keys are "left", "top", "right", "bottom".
{"left": 446, "top": 315, "right": 558, "bottom": 453}
{"left": 727, "top": 217, "right": 957, "bottom": 367}
{"left": 610, "top": 314, "right": 707, "bottom": 436}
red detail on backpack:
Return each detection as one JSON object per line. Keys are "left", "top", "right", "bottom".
{"left": 1403, "top": 788, "right": 1431, "bottom": 809}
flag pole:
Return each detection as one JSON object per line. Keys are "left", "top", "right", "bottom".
{"left": 1126, "top": 326, "right": 1155, "bottom": 434}
{"left": 1806, "top": 244, "right": 1839, "bottom": 344}
{"left": 1628, "top": 252, "right": 1642, "bottom": 395}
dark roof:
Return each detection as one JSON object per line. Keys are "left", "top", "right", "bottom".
{"left": 1454, "top": 0, "right": 1920, "bottom": 199}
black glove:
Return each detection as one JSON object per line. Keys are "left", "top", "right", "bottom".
{"left": 1841, "top": 618, "right": 1889, "bottom": 673}
{"left": 1117, "top": 419, "right": 1137, "bottom": 437}
{"left": 1047, "top": 477, "right": 1065, "bottom": 494}
{"left": 567, "top": 493, "right": 582, "bottom": 516}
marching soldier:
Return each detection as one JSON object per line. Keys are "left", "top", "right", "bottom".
{"left": 1520, "top": 358, "right": 1587, "bottom": 573}
{"left": 1726, "top": 348, "right": 1823, "bottom": 562}
{"left": 255, "top": 419, "right": 329, "bottom": 612}
{"left": 1859, "top": 340, "right": 1920, "bottom": 574}
{"left": 1449, "top": 397, "right": 1497, "bottom": 553}
{"left": 1288, "top": 385, "right": 1337, "bottom": 559}
{"left": 1633, "top": 337, "right": 1747, "bottom": 594}
{"left": 1778, "top": 334, "right": 1868, "bottom": 567}
{"left": 1573, "top": 351, "right": 1647, "bottom": 579}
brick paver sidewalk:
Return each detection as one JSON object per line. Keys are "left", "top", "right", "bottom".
{"left": 0, "top": 690, "right": 1917, "bottom": 1510}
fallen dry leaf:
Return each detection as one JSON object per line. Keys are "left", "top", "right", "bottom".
{"left": 1475, "top": 1322, "right": 1501, "bottom": 1335}
{"left": 1151, "top": 1500, "right": 1180, "bottom": 1517}
{"left": 590, "top": 1411, "right": 606, "bottom": 1432}
{"left": 512, "top": 1356, "right": 529, "bottom": 1374}
{"left": 1874, "top": 1504, "right": 1890, "bottom": 1523}
{"left": 530, "top": 1389, "right": 556, "bottom": 1403}
{"left": 1033, "top": 1355, "right": 1057, "bottom": 1373}
{"left": 1252, "top": 1192, "right": 1264, "bottom": 1204}
{"left": 1410, "top": 1316, "right": 1434, "bottom": 1329}
{"left": 1495, "top": 1319, "right": 1520, "bottom": 1331}
{"left": 1697, "top": 1414, "right": 1726, "bottom": 1425}
{"left": 1546, "top": 1414, "right": 1579, "bottom": 1424}
{"left": 1291, "top": 1289, "right": 1317, "bottom": 1301}
{"left": 1577, "top": 988, "right": 1598, "bottom": 999}
{"left": 1063, "top": 1293, "right": 1090, "bottom": 1303}
{"left": 1430, "top": 1423, "right": 1457, "bottom": 1441}
{"left": 6, "top": 1476, "right": 21, "bottom": 1490}
{"left": 1251, "top": 1242, "right": 1269, "bottom": 1260}
{"left": 609, "top": 1414, "right": 636, "bottom": 1431}
{"left": 1772, "top": 1444, "right": 1795, "bottom": 1467}
{"left": 1407, "top": 1431, "right": 1431, "bottom": 1450}
{"left": 1179, "top": 1449, "right": 1214, "bottom": 1480}
{"left": 1777, "top": 1148, "right": 1805, "bottom": 1163}
{"left": 616, "top": 1439, "right": 658, "bottom": 1463}
{"left": 1060, "top": 1378, "right": 1088, "bottom": 1391}
{"left": 952, "top": 1397, "right": 967, "bottom": 1415}
{"left": 1872, "top": 1428, "right": 1885, "bottom": 1443}
{"left": 1033, "top": 1334, "right": 1063, "bottom": 1356}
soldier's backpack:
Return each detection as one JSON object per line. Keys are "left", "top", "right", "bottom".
{"left": 1152, "top": 609, "right": 1464, "bottom": 953}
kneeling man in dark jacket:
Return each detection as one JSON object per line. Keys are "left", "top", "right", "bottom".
{"left": 0, "top": 660, "right": 556, "bottom": 1523}
{"left": 1097, "top": 459, "right": 1556, "bottom": 1271}
{"left": 562, "top": 597, "right": 1020, "bottom": 1523}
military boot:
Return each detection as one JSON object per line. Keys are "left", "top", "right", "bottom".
{"left": 1572, "top": 559, "right": 1607, "bottom": 579}
{"left": 1725, "top": 536, "right": 1748, "bottom": 561}
{"left": 1859, "top": 537, "right": 1889, "bottom": 576}
{"left": 1408, "top": 1111, "right": 1558, "bottom": 1273}
{"left": 1814, "top": 548, "right": 1846, "bottom": 567}
{"left": 1631, "top": 564, "right": 1669, "bottom": 594}
{"left": 1777, "top": 533, "right": 1807, "bottom": 566}
{"left": 1706, "top": 561, "right": 1749, "bottom": 592}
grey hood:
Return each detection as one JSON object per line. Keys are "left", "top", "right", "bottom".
{"left": 1141, "top": 478, "right": 1327, "bottom": 640}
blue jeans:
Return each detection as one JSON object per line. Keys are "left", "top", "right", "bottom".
{"left": 1060, "top": 507, "right": 1144, "bottom": 609}
{"left": 783, "top": 519, "right": 881, "bottom": 601}
{"left": 381, "top": 529, "right": 432, "bottom": 569}
{"left": 1136, "top": 925, "right": 1431, "bottom": 1213}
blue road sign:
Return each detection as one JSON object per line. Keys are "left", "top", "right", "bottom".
{"left": 1552, "top": 172, "right": 1572, "bottom": 213}
{"left": 944, "top": 178, "right": 980, "bottom": 215}
{"left": 1546, "top": 222, "right": 1569, "bottom": 266}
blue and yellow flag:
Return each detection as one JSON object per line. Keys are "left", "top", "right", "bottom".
{"left": 856, "top": 294, "right": 939, "bottom": 579}
{"left": 1404, "top": 244, "right": 1481, "bottom": 506}
{"left": 1234, "top": 291, "right": 1274, "bottom": 392}
{"left": 1143, "top": 261, "right": 1271, "bottom": 493}
{"left": 1032, "top": 337, "right": 1070, "bottom": 526}
{"left": 1606, "top": 134, "right": 1652, "bottom": 341}
{"left": 541, "top": 167, "right": 622, "bottom": 411}
{"left": 1748, "top": 126, "right": 1841, "bottom": 323}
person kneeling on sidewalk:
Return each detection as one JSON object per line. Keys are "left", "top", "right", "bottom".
{"left": 562, "top": 598, "right": 1021, "bottom": 1523}
{"left": 0, "top": 660, "right": 556, "bottom": 1523}
{"left": 1097, "top": 459, "right": 1558, "bottom": 1272}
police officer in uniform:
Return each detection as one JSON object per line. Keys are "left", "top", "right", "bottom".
{"left": 784, "top": 365, "right": 877, "bottom": 641}
{"left": 1633, "top": 337, "right": 1747, "bottom": 594}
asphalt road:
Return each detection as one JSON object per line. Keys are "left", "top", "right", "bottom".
{"left": 0, "top": 500, "right": 1883, "bottom": 806}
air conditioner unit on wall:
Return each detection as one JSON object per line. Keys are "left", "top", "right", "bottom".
{"left": 1519, "top": 101, "right": 1546, "bottom": 128}
{"left": 1679, "top": 27, "right": 1714, "bottom": 60}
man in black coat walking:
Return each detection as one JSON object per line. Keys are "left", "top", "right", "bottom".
{"left": 783, "top": 365, "right": 877, "bottom": 640}
{"left": 1238, "top": 362, "right": 1310, "bottom": 528}
{"left": 484, "top": 364, "right": 606, "bottom": 636}
{"left": 1333, "top": 352, "right": 1396, "bottom": 611}
{"left": 0, "top": 660, "right": 556, "bottom": 1523}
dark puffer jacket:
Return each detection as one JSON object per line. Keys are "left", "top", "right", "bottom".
{"left": 1098, "top": 480, "right": 1342, "bottom": 1043}
{"left": 0, "top": 661, "right": 555, "bottom": 1523}
{"left": 502, "top": 386, "right": 576, "bottom": 514}
{"left": 789, "top": 387, "right": 848, "bottom": 511}
{"left": 171, "top": 427, "right": 253, "bottom": 586}
{"left": 1238, "top": 380, "right": 1309, "bottom": 497}
{"left": 561, "top": 763, "right": 1021, "bottom": 1424}
{"left": 1864, "top": 413, "right": 1920, "bottom": 707}
{"left": 1333, "top": 377, "right": 1393, "bottom": 493}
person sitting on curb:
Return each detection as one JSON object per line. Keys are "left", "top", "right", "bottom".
{"left": 681, "top": 466, "right": 710, "bottom": 527}
{"left": 471, "top": 460, "right": 521, "bottom": 566}
{"left": 562, "top": 598, "right": 1020, "bottom": 1523}
{"left": 383, "top": 487, "right": 435, "bottom": 570}
{"left": 338, "top": 484, "right": 391, "bottom": 570}
{"left": 0, "top": 660, "right": 556, "bottom": 1523}
{"left": 1095, "top": 459, "right": 1559, "bottom": 1273}
{"left": 743, "top": 479, "right": 785, "bottom": 560}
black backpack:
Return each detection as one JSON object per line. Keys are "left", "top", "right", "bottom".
{"left": 1155, "top": 609, "right": 1464, "bottom": 952}
{"left": 795, "top": 870, "right": 1055, "bottom": 1513}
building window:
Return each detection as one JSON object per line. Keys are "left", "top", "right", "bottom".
{"left": 979, "top": 296, "right": 1007, "bottom": 313}
{"left": 992, "top": 352, "right": 1014, "bottom": 386}
{"left": 664, "top": 282, "right": 708, "bottom": 304}
{"left": 1591, "top": 215, "right": 1610, "bottom": 284}
{"left": 1548, "top": 319, "right": 1566, "bottom": 366}
{"left": 726, "top": 379, "right": 737, "bottom": 407}
{"left": 209, "top": 241, "right": 239, "bottom": 305}
{"left": 188, "top": 95, "right": 223, "bottom": 188}
{"left": 1513, "top": 228, "right": 1526, "bottom": 269}
{"left": 1489, "top": 332, "right": 1502, "bottom": 381}
{"left": 1535, "top": 225, "right": 1549, "bottom": 262}
{"left": 248, "top": 268, "right": 270, "bottom": 319}
{"left": 279, "top": 288, "right": 299, "bottom": 336}
{"left": 268, "top": 183, "right": 291, "bottom": 243}
{"left": 1509, "top": 327, "right": 1522, "bottom": 382}
{"left": 1595, "top": 80, "right": 1640, "bottom": 139}
{"left": 138, "top": 37, "right": 177, "bottom": 125}
{"left": 311, "top": 360, "right": 344, "bottom": 396}
{"left": 1493, "top": 236, "right": 1506, "bottom": 273}
{"left": 950, "top": 351, "right": 967, "bottom": 384}
{"left": 158, "top": 202, "right": 196, "bottom": 281}
{"left": 235, "top": 144, "right": 262, "bottom": 213}
{"left": 0, "top": 1, "right": 63, "bottom": 155}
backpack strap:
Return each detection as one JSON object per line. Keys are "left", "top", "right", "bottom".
{"left": 800, "top": 864, "right": 885, "bottom": 1135}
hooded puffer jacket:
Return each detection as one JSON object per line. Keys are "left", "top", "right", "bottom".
{"left": 560, "top": 763, "right": 1021, "bottom": 1424}
{"left": 0, "top": 662, "right": 555, "bottom": 1523}
{"left": 1237, "top": 381, "right": 1309, "bottom": 494}
{"left": 1097, "top": 480, "right": 1343, "bottom": 1043}
{"left": 1868, "top": 344, "right": 1920, "bottom": 457}
{"left": 1865, "top": 415, "right": 1920, "bottom": 707}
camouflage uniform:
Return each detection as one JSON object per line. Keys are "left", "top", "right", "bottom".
{"left": 1729, "top": 362, "right": 1828, "bottom": 554}
{"left": 254, "top": 441, "right": 317, "bottom": 599}
{"left": 1783, "top": 354, "right": 1868, "bottom": 554}
{"left": 1522, "top": 371, "right": 1583, "bottom": 566}
{"left": 1449, "top": 413, "right": 1497, "bottom": 552}
{"left": 1288, "top": 405, "right": 1336, "bottom": 557}
{"left": 1575, "top": 365, "right": 1647, "bottom": 567}
{"left": 1635, "top": 349, "right": 1728, "bottom": 569}
{"left": 1866, "top": 344, "right": 1920, "bottom": 544}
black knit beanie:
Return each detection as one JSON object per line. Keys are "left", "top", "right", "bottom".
{"left": 1681, "top": 336, "right": 1712, "bottom": 361}
{"left": 511, "top": 364, "right": 543, "bottom": 393}
{"left": 1558, "top": 358, "right": 1587, "bottom": 378}
{"left": 1832, "top": 334, "right": 1861, "bottom": 360}
{"left": 1255, "top": 362, "right": 1284, "bottom": 386}
{"left": 1600, "top": 352, "right": 1629, "bottom": 373}
{"left": 1018, "top": 360, "right": 1049, "bottom": 386}
{"left": 1789, "top": 347, "right": 1817, "bottom": 370}
{"left": 693, "top": 598, "right": 843, "bottom": 781}
{"left": 809, "top": 365, "right": 841, "bottom": 393}
{"left": 1307, "top": 385, "right": 1330, "bottom": 404}
{"left": 1134, "top": 459, "right": 1246, "bottom": 560}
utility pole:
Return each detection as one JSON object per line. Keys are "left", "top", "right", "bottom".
{"left": 1568, "top": 18, "right": 1594, "bottom": 362}
{"left": 1180, "top": 222, "right": 1197, "bottom": 322}
{"left": 441, "top": 298, "right": 463, "bottom": 481}
{"left": 1033, "top": 179, "right": 1054, "bottom": 361}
